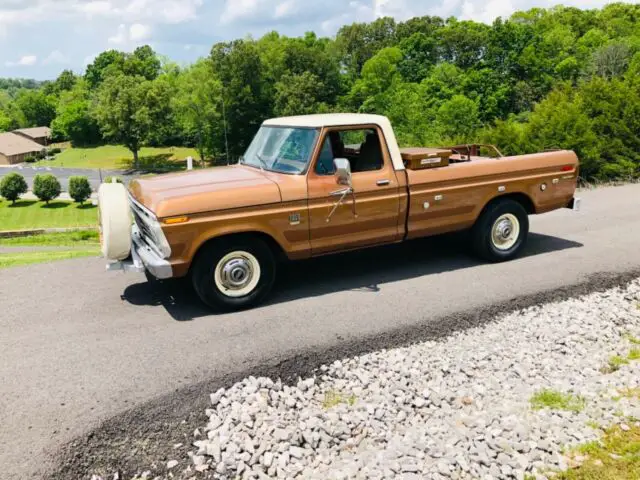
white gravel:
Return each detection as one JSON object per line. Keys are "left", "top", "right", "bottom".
{"left": 133, "top": 279, "right": 640, "bottom": 480}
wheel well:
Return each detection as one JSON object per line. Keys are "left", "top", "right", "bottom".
{"left": 190, "top": 231, "right": 287, "bottom": 272}
{"left": 483, "top": 192, "right": 535, "bottom": 215}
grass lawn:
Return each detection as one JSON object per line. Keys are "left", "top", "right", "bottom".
{"left": 0, "top": 199, "right": 98, "bottom": 231}
{"left": 34, "top": 145, "right": 199, "bottom": 170}
{"left": 0, "top": 230, "right": 98, "bottom": 246}
{"left": 0, "top": 249, "right": 99, "bottom": 269}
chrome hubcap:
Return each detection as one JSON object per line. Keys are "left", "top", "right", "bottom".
{"left": 491, "top": 214, "right": 520, "bottom": 251}
{"left": 221, "top": 258, "right": 253, "bottom": 289}
{"left": 214, "top": 251, "right": 261, "bottom": 298}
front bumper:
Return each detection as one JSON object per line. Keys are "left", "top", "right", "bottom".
{"left": 106, "top": 224, "right": 173, "bottom": 279}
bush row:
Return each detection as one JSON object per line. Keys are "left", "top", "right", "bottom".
{"left": 0, "top": 172, "right": 93, "bottom": 205}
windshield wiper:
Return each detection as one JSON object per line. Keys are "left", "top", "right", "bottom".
{"left": 255, "top": 153, "right": 268, "bottom": 172}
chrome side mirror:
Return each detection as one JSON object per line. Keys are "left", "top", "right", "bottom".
{"left": 334, "top": 158, "right": 352, "bottom": 186}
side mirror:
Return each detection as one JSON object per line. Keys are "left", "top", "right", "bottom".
{"left": 334, "top": 158, "right": 352, "bottom": 187}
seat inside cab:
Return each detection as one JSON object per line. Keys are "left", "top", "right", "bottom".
{"left": 315, "top": 129, "right": 384, "bottom": 175}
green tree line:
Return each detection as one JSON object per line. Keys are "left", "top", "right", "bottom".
{"left": 0, "top": 3, "right": 638, "bottom": 178}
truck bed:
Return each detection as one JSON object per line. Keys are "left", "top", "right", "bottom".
{"left": 403, "top": 149, "right": 579, "bottom": 239}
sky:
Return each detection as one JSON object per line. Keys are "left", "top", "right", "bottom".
{"left": 0, "top": 0, "right": 635, "bottom": 80}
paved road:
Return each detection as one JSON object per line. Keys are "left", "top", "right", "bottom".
{"left": 1, "top": 184, "right": 640, "bottom": 480}
{"left": 0, "top": 165, "right": 132, "bottom": 190}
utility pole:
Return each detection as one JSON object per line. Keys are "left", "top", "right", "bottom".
{"left": 222, "top": 98, "right": 230, "bottom": 165}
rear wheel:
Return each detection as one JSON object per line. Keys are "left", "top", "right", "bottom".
{"left": 191, "top": 236, "right": 276, "bottom": 311}
{"left": 471, "top": 199, "right": 529, "bottom": 262}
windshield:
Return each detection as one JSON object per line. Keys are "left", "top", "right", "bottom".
{"left": 241, "top": 126, "right": 319, "bottom": 174}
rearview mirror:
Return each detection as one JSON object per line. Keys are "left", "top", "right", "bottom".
{"left": 334, "top": 158, "right": 352, "bottom": 187}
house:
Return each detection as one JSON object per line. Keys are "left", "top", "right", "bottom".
{"left": 13, "top": 127, "right": 51, "bottom": 146}
{"left": 0, "top": 132, "right": 46, "bottom": 165}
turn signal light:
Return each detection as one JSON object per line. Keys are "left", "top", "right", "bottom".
{"left": 561, "top": 165, "right": 574, "bottom": 172}
{"left": 164, "top": 216, "right": 189, "bottom": 225}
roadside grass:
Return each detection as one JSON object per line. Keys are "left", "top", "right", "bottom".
{"left": 557, "top": 423, "right": 640, "bottom": 479}
{"left": 0, "top": 199, "right": 97, "bottom": 231}
{"left": 602, "top": 355, "right": 631, "bottom": 374}
{"left": 624, "top": 333, "right": 640, "bottom": 345}
{"left": 33, "top": 145, "right": 198, "bottom": 170}
{"left": 0, "top": 230, "right": 98, "bottom": 246}
{"left": 616, "top": 388, "right": 640, "bottom": 400}
{"left": 0, "top": 249, "right": 99, "bottom": 269}
{"left": 322, "top": 391, "right": 357, "bottom": 409}
{"left": 530, "top": 389, "right": 586, "bottom": 412}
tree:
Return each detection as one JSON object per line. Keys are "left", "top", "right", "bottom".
{"left": 210, "top": 39, "right": 269, "bottom": 158}
{"left": 439, "top": 19, "right": 490, "bottom": 70}
{"left": 436, "top": 95, "right": 481, "bottom": 141}
{"left": 14, "top": 90, "right": 57, "bottom": 127}
{"left": 592, "top": 42, "right": 630, "bottom": 79}
{"left": 527, "top": 87, "right": 601, "bottom": 178}
{"left": 51, "top": 79, "right": 101, "bottom": 146}
{"left": 0, "top": 172, "right": 28, "bottom": 204}
{"left": 274, "top": 72, "right": 328, "bottom": 117}
{"left": 33, "top": 174, "right": 61, "bottom": 204}
{"left": 92, "top": 74, "right": 153, "bottom": 169}
{"left": 174, "top": 59, "right": 223, "bottom": 163}
{"left": 123, "top": 46, "right": 162, "bottom": 81}
{"left": 85, "top": 50, "right": 126, "bottom": 88}
{"left": 50, "top": 70, "right": 77, "bottom": 95}
{"left": 68, "top": 176, "right": 92, "bottom": 204}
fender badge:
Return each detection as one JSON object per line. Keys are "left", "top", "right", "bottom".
{"left": 289, "top": 213, "right": 301, "bottom": 226}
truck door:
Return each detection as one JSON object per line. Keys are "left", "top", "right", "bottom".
{"left": 307, "top": 125, "right": 402, "bottom": 255}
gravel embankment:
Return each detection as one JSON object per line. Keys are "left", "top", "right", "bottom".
{"left": 100, "top": 279, "right": 640, "bottom": 480}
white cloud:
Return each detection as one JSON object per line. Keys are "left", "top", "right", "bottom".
{"left": 460, "top": 0, "right": 516, "bottom": 23}
{"left": 79, "top": 1, "right": 114, "bottom": 16}
{"left": 220, "top": 0, "right": 260, "bottom": 24}
{"left": 129, "top": 23, "right": 151, "bottom": 41}
{"left": 5, "top": 55, "right": 37, "bottom": 67}
{"left": 108, "top": 22, "right": 152, "bottom": 46}
{"left": 108, "top": 23, "right": 127, "bottom": 44}
{"left": 43, "top": 50, "right": 70, "bottom": 65}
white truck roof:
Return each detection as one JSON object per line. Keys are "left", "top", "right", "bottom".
{"left": 263, "top": 113, "right": 405, "bottom": 171}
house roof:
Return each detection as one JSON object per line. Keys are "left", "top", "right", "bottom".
{"left": 14, "top": 126, "right": 51, "bottom": 139}
{"left": 0, "top": 132, "right": 45, "bottom": 156}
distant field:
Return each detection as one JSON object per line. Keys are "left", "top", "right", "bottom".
{"left": 34, "top": 145, "right": 199, "bottom": 170}
{"left": 0, "top": 199, "right": 98, "bottom": 231}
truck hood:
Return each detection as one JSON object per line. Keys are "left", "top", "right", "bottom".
{"left": 128, "top": 165, "right": 282, "bottom": 218}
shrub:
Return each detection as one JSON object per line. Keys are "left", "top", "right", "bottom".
{"left": 48, "top": 147, "right": 62, "bottom": 155}
{"left": 0, "top": 172, "right": 28, "bottom": 204}
{"left": 68, "top": 176, "right": 92, "bottom": 204}
{"left": 35, "top": 150, "right": 46, "bottom": 160}
{"left": 33, "top": 174, "right": 61, "bottom": 204}
{"left": 103, "top": 176, "right": 122, "bottom": 184}
{"left": 25, "top": 157, "right": 36, "bottom": 163}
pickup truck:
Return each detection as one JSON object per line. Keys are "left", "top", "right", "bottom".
{"left": 98, "top": 113, "right": 580, "bottom": 311}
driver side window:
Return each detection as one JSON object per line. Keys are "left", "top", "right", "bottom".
{"left": 314, "top": 128, "right": 384, "bottom": 175}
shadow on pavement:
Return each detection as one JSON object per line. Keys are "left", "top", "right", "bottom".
{"left": 121, "top": 232, "right": 583, "bottom": 322}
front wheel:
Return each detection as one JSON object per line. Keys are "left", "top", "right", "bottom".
{"left": 191, "top": 237, "right": 276, "bottom": 311}
{"left": 471, "top": 199, "right": 529, "bottom": 262}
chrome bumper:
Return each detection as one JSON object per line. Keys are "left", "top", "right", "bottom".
{"left": 106, "top": 224, "right": 173, "bottom": 279}
{"left": 567, "top": 197, "right": 581, "bottom": 212}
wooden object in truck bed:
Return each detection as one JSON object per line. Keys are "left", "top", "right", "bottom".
{"left": 400, "top": 147, "right": 452, "bottom": 170}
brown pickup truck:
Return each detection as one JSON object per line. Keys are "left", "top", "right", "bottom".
{"left": 98, "top": 114, "right": 580, "bottom": 311}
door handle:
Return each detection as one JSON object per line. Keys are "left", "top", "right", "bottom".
{"left": 376, "top": 179, "right": 390, "bottom": 186}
